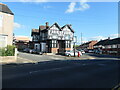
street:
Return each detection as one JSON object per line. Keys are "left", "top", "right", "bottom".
{"left": 2, "top": 53, "right": 120, "bottom": 88}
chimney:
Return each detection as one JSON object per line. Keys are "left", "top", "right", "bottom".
{"left": 108, "top": 37, "right": 110, "bottom": 40}
{"left": 46, "top": 22, "right": 49, "bottom": 28}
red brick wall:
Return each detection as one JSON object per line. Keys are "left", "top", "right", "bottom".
{"left": 88, "top": 41, "right": 97, "bottom": 49}
{"left": 51, "top": 48, "right": 58, "bottom": 53}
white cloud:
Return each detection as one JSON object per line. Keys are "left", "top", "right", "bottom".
{"left": 109, "top": 34, "right": 119, "bottom": 39}
{"left": 88, "top": 36, "right": 107, "bottom": 41}
{"left": 14, "top": 22, "right": 25, "bottom": 29}
{"left": 65, "top": 0, "right": 90, "bottom": 13}
{"left": 19, "top": 0, "right": 47, "bottom": 2}
{"left": 65, "top": 2, "right": 76, "bottom": 13}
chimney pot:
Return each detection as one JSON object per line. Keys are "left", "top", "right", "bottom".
{"left": 108, "top": 37, "right": 110, "bottom": 40}
{"left": 46, "top": 22, "right": 49, "bottom": 27}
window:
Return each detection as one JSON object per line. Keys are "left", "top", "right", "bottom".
{"left": 52, "top": 40, "right": 57, "bottom": 48}
{"left": 112, "top": 45, "right": 117, "bottom": 48}
{"left": 0, "top": 35, "right": 7, "bottom": 47}
{"left": 65, "top": 41, "right": 71, "bottom": 48}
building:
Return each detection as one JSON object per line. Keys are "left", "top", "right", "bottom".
{"left": 93, "top": 38, "right": 110, "bottom": 50}
{"left": 15, "top": 36, "right": 30, "bottom": 51}
{"left": 31, "top": 22, "right": 74, "bottom": 54}
{"left": 77, "top": 40, "right": 98, "bottom": 50}
{"left": 0, "top": 3, "right": 14, "bottom": 47}
{"left": 94, "top": 37, "right": 120, "bottom": 56}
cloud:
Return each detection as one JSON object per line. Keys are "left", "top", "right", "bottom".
{"left": 65, "top": 2, "right": 76, "bottom": 13}
{"left": 89, "top": 36, "right": 107, "bottom": 41}
{"left": 14, "top": 22, "right": 25, "bottom": 29}
{"left": 109, "top": 34, "right": 119, "bottom": 39}
{"left": 65, "top": 0, "right": 90, "bottom": 13}
{"left": 19, "top": 0, "right": 47, "bottom": 2}
{"left": 88, "top": 34, "right": 119, "bottom": 41}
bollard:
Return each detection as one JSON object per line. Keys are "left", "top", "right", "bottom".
{"left": 78, "top": 51, "right": 80, "bottom": 57}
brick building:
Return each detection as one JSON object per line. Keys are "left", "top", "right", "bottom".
{"left": 15, "top": 36, "right": 30, "bottom": 51}
{"left": 77, "top": 40, "right": 98, "bottom": 50}
{"left": 94, "top": 37, "right": 120, "bottom": 56}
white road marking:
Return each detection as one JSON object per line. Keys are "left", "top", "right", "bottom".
{"left": 98, "top": 64, "right": 106, "bottom": 66}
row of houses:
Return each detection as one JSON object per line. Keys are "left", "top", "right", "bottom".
{"left": 94, "top": 37, "right": 120, "bottom": 56}
{"left": 77, "top": 40, "right": 98, "bottom": 50}
{"left": 77, "top": 37, "right": 120, "bottom": 56}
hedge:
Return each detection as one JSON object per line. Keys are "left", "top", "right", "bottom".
{"left": 0, "top": 45, "right": 16, "bottom": 56}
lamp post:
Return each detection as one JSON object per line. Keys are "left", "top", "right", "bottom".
{"left": 73, "top": 36, "right": 77, "bottom": 57}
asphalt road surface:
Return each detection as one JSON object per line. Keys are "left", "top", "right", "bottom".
{"left": 2, "top": 53, "right": 120, "bottom": 88}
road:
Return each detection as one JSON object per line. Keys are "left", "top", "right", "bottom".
{"left": 2, "top": 53, "right": 120, "bottom": 88}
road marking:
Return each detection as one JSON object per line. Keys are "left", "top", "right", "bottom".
{"left": 17, "top": 57, "right": 37, "bottom": 63}
{"left": 98, "top": 64, "right": 106, "bottom": 66}
{"left": 29, "top": 67, "right": 63, "bottom": 74}
{"left": 112, "top": 83, "right": 120, "bottom": 90}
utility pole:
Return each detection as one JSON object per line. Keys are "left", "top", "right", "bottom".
{"left": 74, "top": 36, "right": 77, "bottom": 57}
{"left": 81, "top": 33, "right": 82, "bottom": 45}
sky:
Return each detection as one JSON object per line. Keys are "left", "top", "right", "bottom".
{"left": 2, "top": 1, "right": 118, "bottom": 44}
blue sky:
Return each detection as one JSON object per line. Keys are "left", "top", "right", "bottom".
{"left": 2, "top": 2, "right": 118, "bottom": 44}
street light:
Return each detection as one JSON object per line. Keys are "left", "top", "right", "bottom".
{"left": 73, "top": 36, "right": 77, "bottom": 57}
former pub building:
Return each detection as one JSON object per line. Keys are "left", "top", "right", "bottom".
{"left": 31, "top": 22, "right": 74, "bottom": 54}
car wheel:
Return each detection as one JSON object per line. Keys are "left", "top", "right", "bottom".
{"left": 68, "top": 54, "right": 71, "bottom": 57}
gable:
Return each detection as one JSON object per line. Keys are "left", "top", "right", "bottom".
{"left": 49, "top": 23, "right": 61, "bottom": 31}
{"left": 62, "top": 25, "right": 71, "bottom": 32}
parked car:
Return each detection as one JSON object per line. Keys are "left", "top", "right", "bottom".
{"left": 29, "top": 49, "right": 33, "bottom": 53}
{"left": 77, "top": 49, "right": 85, "bottom": 54}
{"left": 31, "top": 49, "right": 37, "bottom": 54}
{"left": 88, "top": 49, "right": 94, "bottom": 53}
{"left": 36, "top": 51, "right": 43, "bottom": 55}
{"left": 94, "top": 49, "right": 102, "bottom": 54}
{"left": 65, "top": 50, "right": 82, "bottom": 57}
{"left": 23, "top": 48, "right": 30, "bottom": 53}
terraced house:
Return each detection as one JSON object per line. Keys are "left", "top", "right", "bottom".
{"left": 94, "top": 37, "right": 120, "bottom": 56}
{"left": 31, "top": 22, "right": 74, "bottom": 54}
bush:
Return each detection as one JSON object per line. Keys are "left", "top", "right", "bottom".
{"left": 0, "top": 45, "right": 16, "bottom": 56}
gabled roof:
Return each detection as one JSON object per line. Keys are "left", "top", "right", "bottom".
{"left": 61, "top": 24, "right": 74, "bottom": 33}
{"left": 39, "top": 25, "right": 46, "bottom": 30}
{"left": 31, "top": 29, "right": 39, "bottom": 36}
{"left": 94, "top": 38, "right": 120, "bottom": 46}
{"left": 15, "top": 36, "right": 30, "bottom": 42}
{"left": 104, "top": 38, "right": 120, "bottom": 45}
{"left": 0, "top": 3, "right": 14, "bottom": 15}
{"left": 94, "top": 39, "right": 109, "bottom": 46}
{"left": 48, "top": 22, "right": 61, "bottom": 31}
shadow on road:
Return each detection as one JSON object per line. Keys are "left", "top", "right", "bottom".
{"left": 86, "top": 53, "right": 120, "bottom": 59}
